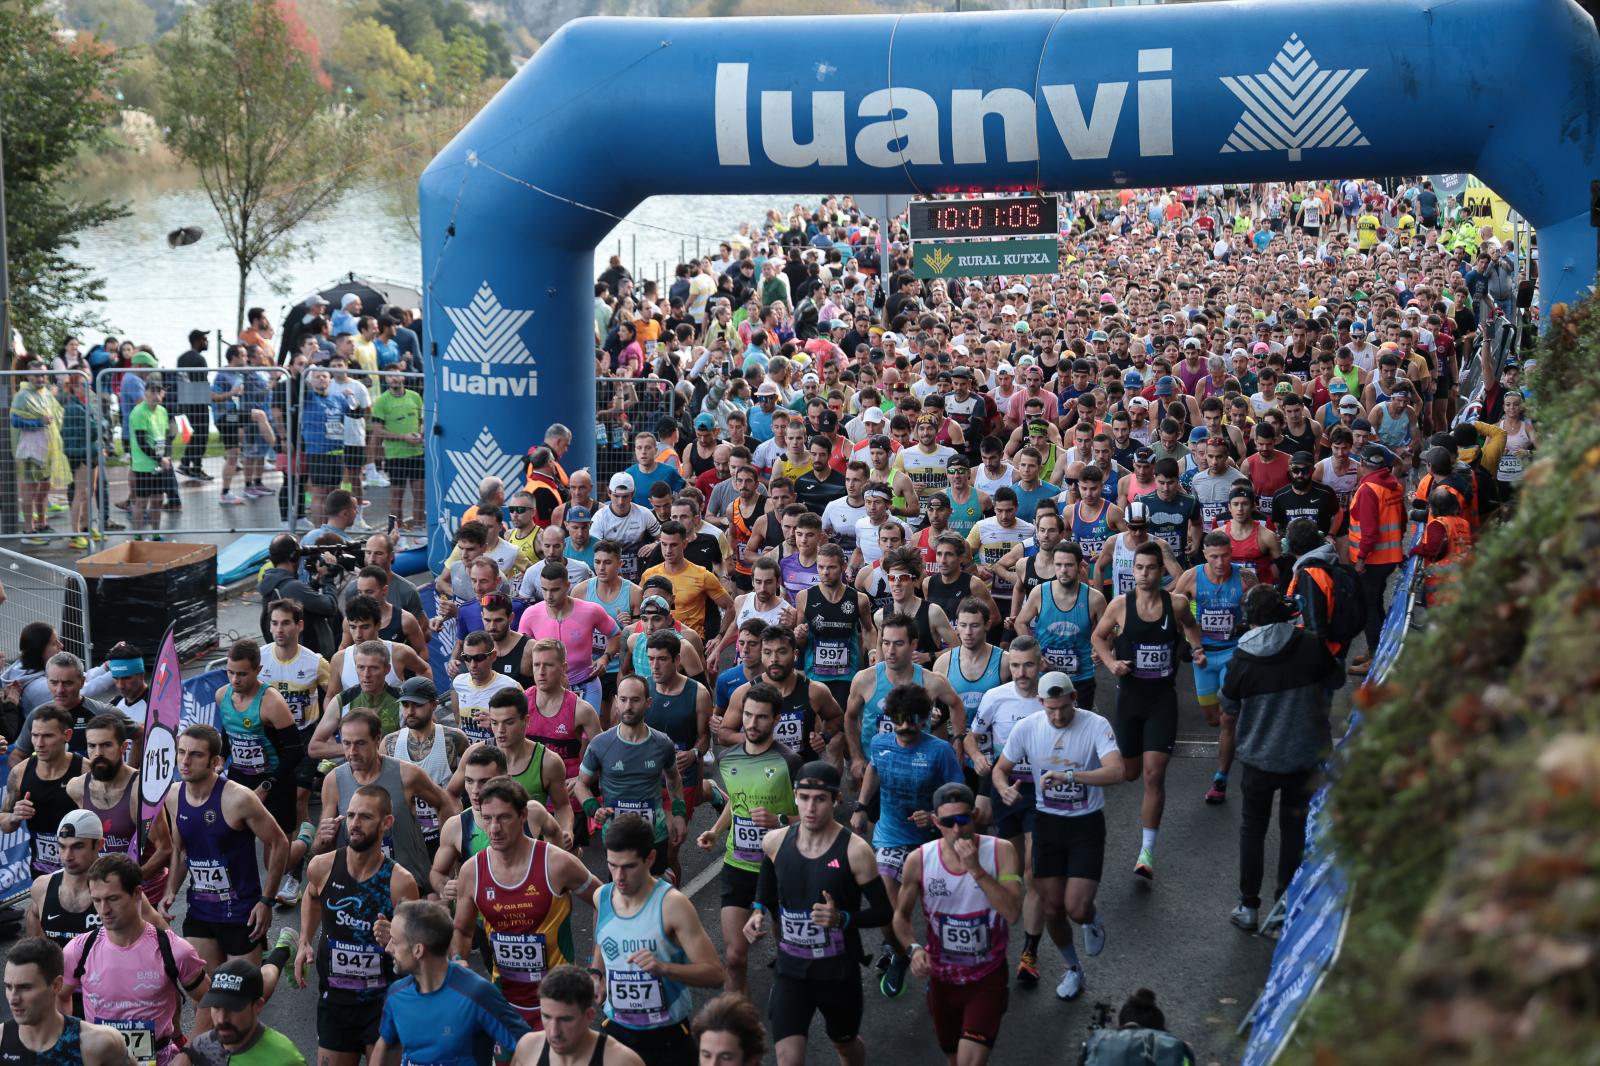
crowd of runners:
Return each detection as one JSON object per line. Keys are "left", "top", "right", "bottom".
{"left": 0, "top": 178, "right": 1533, "bottom": 1064}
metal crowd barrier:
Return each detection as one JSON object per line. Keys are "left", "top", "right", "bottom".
{"left": 0, "top": 368, "right": 96, "bottom": 543}
{"left": 0, "top": 546, "right": 92, "bottom": 664}
{"left": 298, "top": 367, "right": 428, "bottom": 536}
{"left": 594, "top": 375, "right": 687, "bottom": 489}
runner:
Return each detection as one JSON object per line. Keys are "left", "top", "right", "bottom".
{"left": 1014, "top": 542, "right": 1106, "bottom": 708}
{"left": 1172, "top": 532, "right": 1258, "bottom": 807}
{"left": 451, "top": 630, "right": 527, "bottom": 747}
{"left": 382, "top": 677, "right": 472, "bottom": 857}
{"left": 576, "top": 540, "right": 644, "bottom": 724}
{"left": 507, "top": 965, "right": 645, "bottom": 1066}
{"left": 844, "top": 615, "right": 965, "bottom": 786}
{"left": 1222, "top": 486, "right": 1282, "bottom": 586}
{"left": 1271, "top": 450, "right": 1342, "bottom": 540}
{"left": 258, "top": 599, "right": 330, "bottom": 901}
{"left": 695, "top": 682, "right": 803, "bottom": 994}
{"left": 717, "top": 625, "right": 843, "bottom": 759}
{"left": 641, "top": 521, "right": 734, "bottom": 641}
{"left": 448, "top": 687, "right": 573, "bottom": 847}
{"left": 874, "top": 548, "right": 958, "bottom": 669}
{"left": 925, "top": 536, "right": 1001, "bottom": 638}
{"left": 370, "top": 899, "right": 532, "bottom": 1064}
{"left": 893, "top": 782, "right": 1023, "bottom": 1065}
{"left": 63, "top": 854, "right": 211, "bottom": 1065}
{"left": 482, "top": 594, "right": 536, "bottom": 691}
{"left": 968, "top": 488, "right": 1035, "bottom": 625}
{"left": 331, "top": 598, "right": 429, "bottom": 689}
{"left": 65, "top": 715, "right": 171, "bottom": 909}
{"left": 688, "top": 993, "right": 765, "bottom": 1066}
{"left": 213, "top": 640, "right": 304, "bottom": 870}
{"left": 713, "top": 620, "right": 766, "bottom": 722}
{"left": 849, "top": 682, "right": 964, "bottom": 999}
{"left": 1092, "top": 502, "right": 1182, "bottom": 598}
{"left": 992, "top": 672, "right": 1123, "bottom": 1000}
{"left": 776, "top": 512, "right": 823, "bottom": 600}
{"left": 1, "top": 938, "right": 129, "bottom": 1065}
{"left": 592, "top": 814, "right": 725, "bottom": 1065}
{"left": 185, "top": 958, "right": 307, "bottom": 1065}
{"left": 163, "top": 724, "right": 290, "bottom": 967}
{"left": 707, "top": 557, "right": 791, "bottom": 666}
{"left": 1189, "top": 436, "right": 1251, "bottom": 532}
{"left": 519, "top": 563, "right": 623, "bottom": 710}
{"left": 641, "top": 631, "right": 712, "bottom": 882}
{"left": 451, "top": 778, "right": 599, "bottom": 1033}
{"left": 296, "top": 784, "right": 420, "bottom": 1065}
{"left": 1090, "top": 543, "right": 1206, "bottom": 882}
{"left": 310, "top": 642, "right": 405, "bottom": 756}
{"left": 525, "top": 638, "right": 604, "bottom": 795}
{"left": 0, "top": 706, "right": 86, "bottom": 878}
{"left": 321, "top": 708, "right": 458, "bottom": 893}
{"left": 820, "top": 460, "right": 871, "bottom": 558}
{"left": 430, "top": 746, "right": 565, "bottom": 899}
{"left": 741, "top": 761, "right": 887, "bottom": 1066}
{"left": 934, "top": 599, "right": 1009, "bottom": 789}
{"left": 1141, "top": 458, "right": 1203, "bottom": 567}
{"left": 793, "top": 544, "right": 876, "bottom": 714}
{"left": 573, "top": 675, "right": 686, "bottom": 877}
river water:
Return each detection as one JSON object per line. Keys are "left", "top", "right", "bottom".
{"left": 67, "top": 168, "right": 790, "bottom": 366}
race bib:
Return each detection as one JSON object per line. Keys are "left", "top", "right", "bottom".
{"left": 230, "top": 733, "right": 266, "bottom": 774}
{"left": 876, "top": 715, "right": 896, "bottom": 735}
{"left": 1041, "top": 775, "right": 1089, "bottom": 813}
{"left": 813, "top": 641, "right": 850, "bottom": 677}
{"left": 591, "top": 629, "right": 609, "bottom": 657}
{"left": 413, "top": 795, "right": 440, "bottom": 833}
{"left": 328, "top": 938, "right": 385, "bottom": 991}
{"left": 774, "top": 712, "right": 804, "bottom": 751}
{"left": 608, "top": 970, "right": 666, "bottom": 1025}
{"left": 1498, "top": 453, "right": 1525, "bottom": 481}
{"left": 731, "top": 816, "right": 765, "bottom": 863}
{"left": 190, "top": 860, "right": 233, "bottom": 900}
{"left": 1043, "top": 645, "right": 1079, "bottom": 675}
{"left": 1202, "top": 502, "right": 1227, "bottom": 528}
{"left": 875, "top": 845, "right": 909, "bottom": 878}
{"left": 778, "top": 906, "right": 844, "bottom": 959}
{"left": 614, "top": 798, "right": 656, "bottom": 818}
{"left": 937, "top": 914, "right": 990, "bottom": 960}
{"left": 105, "top": 1019, "right": 156, "bottom": 1066}
{"left": 33, "top": 833, "right": 60, "bottom": 870}
{"left": 1199, "top": 608, "right": 1235, "bottom": 639}
{"left": 1116, "top": 571, "right": 1135, "bottom": 595}
{"left": 491, "top": 931, "right": 548, "bottom": 984}
{"left": 461, "top": 709, "right": 493, "bottom": 746}
{"left": 1134, "top": 644, "right": 1173, "bottom": 680}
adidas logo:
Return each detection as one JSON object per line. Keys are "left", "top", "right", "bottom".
{"left": 1219, "top": 35, "right": 1368, "bottom": 162}
{"left": 612, "top": 761, "right": 624, "bottom": 771}
{"left": 826, "top": 858, "right": 840, "bottom": 868}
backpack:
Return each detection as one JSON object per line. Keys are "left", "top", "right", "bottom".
{"left": 73, "top": 925, "right": 186, "bottom": 993}
{"left": 1303, "top": 558, "right": 1367, "bottom": 650}
{"left": 1084, "top": 1027, "right": 1195, "bottom": 1066}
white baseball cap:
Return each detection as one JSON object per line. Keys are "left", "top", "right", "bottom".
{"left": 58, "top": 809, "right": 104, "bottom": 841}
{"left": 608, "top": 472, "right": 635, "bottom": 493}
{"left": 1039, "top": 672, "right": 1077, "bottom": 700}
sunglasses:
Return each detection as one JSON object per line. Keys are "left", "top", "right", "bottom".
{"left": 507, "top": 506, "right": 531, "bottom": 514}
{"left": 1290, "top": 466, "right": 1313, "bottom": 474}
{"left": 458, "top": 653, "right": 491, "bottom": 664}
{"left": 937, "top": 813, "right": 973, "bottom": 828}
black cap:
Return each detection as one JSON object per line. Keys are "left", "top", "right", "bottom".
{"left": 815, "top": 410, "right": 840, "bottom": 433}
{"left": 932, "top": 782, "right": 976, "bottom": 810}
{"left": 794, "top": 760, "right": 842, "bottom": 795}
{"left": 1290, "top": 451, "right": 1315, "bottom": 466}
{"left": 1228, "top": 483, "right": 1255, "bottom": 501}
{"left": 398, "top": 676, "right": 437, "bottom": 704}
{"left": 200, "top": 959, "right": 264, "bottom": 1009}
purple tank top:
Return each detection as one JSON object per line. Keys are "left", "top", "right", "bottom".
{"left": 176, "top": 781, "right": 262, "bottom": 923}
{"left": 84, "top": 778, "right": 137, "bottom": 860}
{"left": 779, "top": 552, "right": 819, "bottom": 598}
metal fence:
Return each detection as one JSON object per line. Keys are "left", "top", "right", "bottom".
{"left": 0, "top": 545, "right": 91, "bottom": 664}
{"left": 299, "top": 368, "right": 428, "bottom": 538}
{"left": 594, "top": 375, "right": 688, "bottom": 488}
{"left": 92, "top": 365, "right": 297, "bottom": 539}
{"left": 0, "top": 367, "right": 97, "bottom": 543}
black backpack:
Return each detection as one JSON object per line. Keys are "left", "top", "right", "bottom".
{"left": 73, "top": 924, "right": 186, "bottom": 992}
{"left": 1302, "top": 557, "right": 1367, "bottom": 650}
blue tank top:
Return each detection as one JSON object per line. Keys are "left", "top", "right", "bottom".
{"left": 1375, "top": 404, "right": 1411, "bottom": 449}
{"left": 946, "top": 489, "right": 984, "bottom": 536}
{"left": 217, "top": 684, "right": 275, "bottom": 782}
{"left": 943, "top": 646, "right": 1003, "bottom": 722}
{"left": 1101, "top": 466, "right": 1120, "bottom": 503}
{"left": 1036, "top": 581, "right": 1096, "bottom": 682}
{"left": 596, "top": 879, "right": 691, "bottom": 1030}
{"left": 1071, "top": 500, "right": 1113, "bottom": 558}
{"left": 580, "top": 578, "right": 633, "bottom": 674}
{"left": 860, "top": 663, "right": 923, "bottom": 750}
{"left": 646, "top": 679, "right": 702, "bottom": 787}
{"left": 177, "top": 780, "right": 263, "bottom": 923}
{"left": 1193, "top": 564, "right": 1245, "bottom": 650}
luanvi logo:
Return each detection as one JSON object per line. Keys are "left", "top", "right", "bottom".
{"left": 1219, "top": 35, "right": 1367, "bottom": 162}
{"left": 441, "top": 282, "right": 540, "bottom": 397}
{"left": 444, "top": 428, "right": 527, "bottom": 508}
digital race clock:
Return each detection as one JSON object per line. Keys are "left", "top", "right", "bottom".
{"left": 908, "top": 195, "right": 1058, "bottom": 240}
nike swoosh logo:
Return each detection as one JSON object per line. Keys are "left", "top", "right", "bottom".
{"left": 45, "top": 914, "right": 61, "bottom": 921}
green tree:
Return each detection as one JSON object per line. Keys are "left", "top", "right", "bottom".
{"left": 157, "top": 0, "right": 366, "bottom": 331}
{"left": 59, "top": 0, "right": 156, "bottom": 47}
{"left": 0, "top": 3, "right": 127, "bottom": 354}
{"left": 334, "top": 18, "right": 436, "bottom": 112}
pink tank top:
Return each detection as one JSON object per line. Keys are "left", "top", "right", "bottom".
{"left": 517, "top": 600, "right": 619, "bottom": 685}
{"left": 526, "top": 689, "right": 582, "bottom": 779}
{"left": 62, "top": 922, "right": 208, "bottom": 1063}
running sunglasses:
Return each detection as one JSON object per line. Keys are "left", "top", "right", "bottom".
{"left": 507, "top": 506, "right": 532, "bottom": 514}
{"left": 458, "top": 653, "right": 492, "bottom": 663}
{"left": 937, "top": 813, "right": 973, "bottom": 828}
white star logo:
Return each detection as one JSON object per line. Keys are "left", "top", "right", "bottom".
{"left": 1219, "top": 35, "right": 1368, "bottom": 162}
{"left": 443, "top": 427, "right": 525, "bottom": 508}
{"left": 441, "top": 282, "right": 535, "bottom": 373}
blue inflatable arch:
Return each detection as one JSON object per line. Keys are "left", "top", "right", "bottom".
{"left": 419, "top": 0, "right": 1600, "bottom": 563}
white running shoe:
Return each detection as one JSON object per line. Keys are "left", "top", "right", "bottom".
{"left": 1055, "top": 965, "right": 1084, "bottom": 1001}
{"left": 1084, "top": 917, "right": 1106, "bottom": 957}
{"left": 219, "top": 493, "right": 245, "bottom": 506}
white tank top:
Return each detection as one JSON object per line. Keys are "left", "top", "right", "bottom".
{"left": 1111, "top": 534, "right": 1139, "bottom": 596}
{"left": 735, "top": 594, "right": 787, "bottom": 629}
{"left": 918, "top": 835, "right": 1007, "bottom": 980}
{"left": 450, "top": 672, "right": 524, "bottom": 746}
{"left": 391, "top": 725, "right": 450, "bottom": 838}
{"left": 1315, "top": 457, "right": 1360, "bottom": 509}
{"left": 340, "top": 640, "right": 403, "bottom": 689}
{"left": 973, "top": 463, "right": 1015, "bottom": 496}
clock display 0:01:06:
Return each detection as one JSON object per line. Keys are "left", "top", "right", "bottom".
{"left": 910, "top": 196, "right": 1058, "bottom": 239}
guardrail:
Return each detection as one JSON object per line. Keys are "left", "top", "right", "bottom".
{"left": 0, "top": 545, "right": 92, "bottom": 664}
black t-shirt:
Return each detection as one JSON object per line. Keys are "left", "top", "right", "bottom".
{"left": 1271, "top": 482, "right": 1341, "bottom": 537}
{"left": 795, "top": 469, "right": 848, "bottom": 514}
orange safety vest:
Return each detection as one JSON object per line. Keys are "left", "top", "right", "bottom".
{"left": 1423, "top": 515, "right": 1473, "bottom": 607}
{"left": 521, "top": 471, "right": 564, "bottom": 528}
{"left": 1349, "top": 479, "right": 1405, "bottom": 565}
{"left": 1296, "top": 565, "right": 1342, "bottom": 656}
{"left": 1413, "top": 472, "right": 1476, "bottom": 533}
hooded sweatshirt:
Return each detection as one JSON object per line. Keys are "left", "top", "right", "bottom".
{"left": 1220, "top": 622, "right": 1342, "bottom": 773}
{"left": 1289, "top": 541, "right": 1342, "bottom": 645}
{"left": 0, "top": 661, "right": 51, "bottom": 719}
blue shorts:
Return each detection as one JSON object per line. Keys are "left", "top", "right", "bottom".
{"left": 1192, "top": 645, "right": 1234, "bottom": 702}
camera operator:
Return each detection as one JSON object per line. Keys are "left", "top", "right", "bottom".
{"left": 1082, "top": 988, "right": 1195, "bottom": 1066}
{"left": 259, "top": 533, "right": 346, "bottom": 657}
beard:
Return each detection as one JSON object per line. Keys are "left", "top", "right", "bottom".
{"left": 348, "top": 829, "right": 379, "bottom": 852}
{"left": 89, "top": 757, "right": 120, "bottom": 782}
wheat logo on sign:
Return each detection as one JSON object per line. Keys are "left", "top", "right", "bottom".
{"left": 445, "top": 428, "right": 526, "bottom": 507}
{"left": 442, "top": 282, "right": 534, "bottom": 372}
{"left": 1219, "top": 35, "right": 1368, "bottom": 162}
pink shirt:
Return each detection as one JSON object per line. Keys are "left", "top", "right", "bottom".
{"left": 63, "top": 922, "right": 207, "bottom": 1064}
{"left": 1006, "top": 387, "right": 1059, "bottom": 425}
{"left": 517, "top": 598, "right": 619, "bottom": 685}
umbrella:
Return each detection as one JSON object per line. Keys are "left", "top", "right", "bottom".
{"left": 277, "top": 272, "right": 424, "bottom": 363}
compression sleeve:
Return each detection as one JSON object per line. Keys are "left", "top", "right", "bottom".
{"left": 852, "top": 873, "right": 894, "bottom": 930}
{"left": 756, "top": 854, "right": 780, "bottom": 914}
{"left": 267, "top": 723, "right": 304, "bottom": 782}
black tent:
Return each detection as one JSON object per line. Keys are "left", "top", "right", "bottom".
{"left": 277, "top": 272, "right": 424, "bottom": 363}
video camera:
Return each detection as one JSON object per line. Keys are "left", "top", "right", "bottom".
{"left": 295, "top": 515, "right": 401, "bottom": 577}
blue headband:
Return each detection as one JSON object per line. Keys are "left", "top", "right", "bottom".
{"left": 108, "top": 658, "right": 145, "bottom": 678}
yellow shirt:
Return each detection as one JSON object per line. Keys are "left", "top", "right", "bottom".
{"left": 503, "top": 526, "right": 543, "bottom": 585}
{"left": 1356, "top": 214, "right": 1380, "bottom": 250}
{"left": 640, "top": 560, "right": 723, "bottom": 635}
{"left": 776, "top": 454, "right": 813, "bottom": 483}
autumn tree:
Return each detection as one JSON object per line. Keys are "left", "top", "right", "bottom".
{"left": 157, "top": 0, "right": 366, "bottom": 331}
{"left": 334, "top": 18, "right": 436, "bottom": 112}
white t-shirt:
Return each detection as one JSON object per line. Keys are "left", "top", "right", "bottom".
{"left": 1001, "top": 707, "right": 1119, "bottom": 818}
{"left": 971, "top": 682, "right": 1041, "bottom": 774}
{"left": 822, "top": 497, "right": 867, "bottom": 553}
{"left": 330, "top": 377, "right": 370, "bottom": 447}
